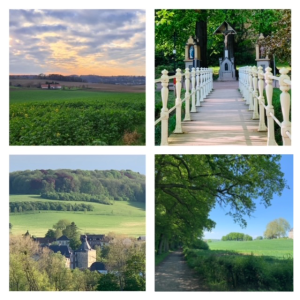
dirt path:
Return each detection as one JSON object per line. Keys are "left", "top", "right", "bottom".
{"left": 155, "top": 250, "right": 209, "bottom": 291}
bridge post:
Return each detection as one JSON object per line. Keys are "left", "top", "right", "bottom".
{"left": 248, "top": 66, "right": 254, "bottom": 110}
{"left": 200, "top": 68, "right": 204, "bottom": 102}
{"left": 252, "top": 66, "right": 259, "bottom": 119}
{"left": 210, "top": 69, "right": 213, "bottom": 92}
{"left": 279, "top": 68, "right": 291, "bottom": 146}
{"left": 245, "top": 67, "right": 250, "bottom": 104}
{"left": 244, "top": 67, "right": 248, "bottom": 102}
{"left": 184, "top": 68, "right": 191, "bottom": 121}
{"left": 191, "top": 68, "right": 197, "bottom": 112}
{"left": 196, "top": 67, "right": 201, "bottom": 106}
{"left": 257, "top": 66, "right": 267, "bottom": 132}
{"left": 205, "top": 69, "right": 208, "bottom": 97}
{"left": 160, "top": 69, "right": 169, "bottom": 145}
{"left": 242, "top": 67, "right": 246, "bottom": 101}
{"left": 174, "top": 68, "right": 183, "bottom": 134}
{"left": 265, "top": 67, "right": 278, "bottom": 146}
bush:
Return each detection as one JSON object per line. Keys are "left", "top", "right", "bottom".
{"left": 184, "top": 250, "right": 293, "bottom": 291}
{"left": 191, "top": 239, "right": 209, "bottom": 250}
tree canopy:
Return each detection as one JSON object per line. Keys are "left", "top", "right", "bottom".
{"left": 9, "top": 169, "right": 145, "bottom": 203}
{"left": 155, "top": 9, "right": 290, "bottom": 74}
{"left": 264, "top": 218, "right": 291, "bottom": 239}
{"left": 221, "top": 232, "right": 253, "bottom": 241}
{"left": 155, "top": 155, "right": 286, "bottom": 254}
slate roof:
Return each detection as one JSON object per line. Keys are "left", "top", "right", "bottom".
{"left": 90, "top": 262, "right": 107, "bottom": 272}
{"left": 76, "top": 235, "right": 92, "bottom": 252}
{"left": 81, "top": 234, "right": 105, "bottom": 240}
{"left": 48, "top": 245, "right": 72, "bottom": 258}
{"left": 33, "top": 237, "right": 56, "bottom": 244}
{"left": 57, "top": 235, "right": 70, "bottom": 241}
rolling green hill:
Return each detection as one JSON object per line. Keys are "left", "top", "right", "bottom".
{"left": 10, "top": 195, "right": 145, "bottom": 237}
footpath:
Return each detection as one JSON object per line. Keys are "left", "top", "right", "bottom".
{"left": 155, "top": 250, "right": 208, "bottom": 291}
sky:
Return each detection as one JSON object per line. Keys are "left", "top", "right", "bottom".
{"left": 9, "top": 155, "right": 146, "bottom": 175}
{"left": 204, "top": 155, "right": 293, "bottom": 239}
{"left": 9, "top": 9, "right": 145, "bottom": 76}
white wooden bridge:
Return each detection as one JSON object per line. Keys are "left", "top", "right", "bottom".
{"left": 155, "top": 67, "right": 291, "bottom": 146}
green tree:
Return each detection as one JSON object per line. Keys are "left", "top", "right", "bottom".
{"left": 260, "top": 10, "right": 291, "bottom": 65}
{"left": 62, "top": 222, "right": 81, "bottom": 250}
{"left": 155, "top": 155, "right": 286, "bottom": 254}
{"left": 155, "top": 9, "right": 288, "bottom": 69}
{"left": 45, "top": 229, "right": 56, "bottom": 238}
{"left": 264, "top": 218, "right": 290, "bottom": 239}
{"left": 53, "top": 219, "right": 71, "bottom": 231}
{"left": 9, "top": 235, "right": 52, "bottom": 291}
{"left": 42, "top": 252, "right": 73, "bottom": 291}
{"left": 96, "top": 274, "right": 120, "bottom": 291}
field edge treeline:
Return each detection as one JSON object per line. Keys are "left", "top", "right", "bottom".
{"left": 10, "top": 169, "right": 145, "bottom": 203}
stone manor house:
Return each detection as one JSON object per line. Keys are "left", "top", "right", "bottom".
{"left": 33, "top": 234, "right": 110, "bottom": 270}
{"left": 33, "top": 234, "right": 146, "bottom": 272}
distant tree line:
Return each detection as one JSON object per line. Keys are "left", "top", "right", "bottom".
{"left": 9, "top": 74, "right": 146, "bottom": 85}
{"left": 10, "top": 169, "right": 145, "bottom": 203}
{"left": 41, "top": 192, "right": 112, "bottom": 205}
{"left": 221, "top": 232, "right": 253, "bottom": 241}
{"left": 9, "top": 201, "right": 94, "bottom": 213}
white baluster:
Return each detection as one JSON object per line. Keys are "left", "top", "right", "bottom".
{"left": 252, "top": 66, "right": 259, "bottom": 119}
{"left": 211, "top": 69, "right": 213, "bottom": 92}
{"left": 184, "top": 68, "right": 191, "bottom": 121}
{"left": 205, "top": 69, "right": 208, "bottom": 97}
{"left": 245, "top": 67, "right": 249, "bottom": 104}
{"left": 279, "top": 68, "right": 291, "bottom": 146}
{"left": 200, "top": 68, "right": 204, "bottom": 102}
{"left": 257, "top": 66, "right": 267, "bottom": 131}
{"left": 191, "top": 68, "right": 196, "bottom": 112}
{"left": 160, "top": 69, "right": 169, "bottom": 145}
{"left": 174, "top": 68, "right": 183, "bottom": 134}
{"left": 248, "top": 66, "right": 254, "bottom": 110}
{"left": 265, "top": 67, "right": 278, "bottom": 146}
{"left": 196, "top": 67, "right": 200, "bottom": 106}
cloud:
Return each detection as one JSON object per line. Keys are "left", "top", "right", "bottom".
{"left": 9, "top": 9, "right": 145, "bottom": 75}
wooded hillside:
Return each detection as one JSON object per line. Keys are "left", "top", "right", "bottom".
{"left": 10, "top": 169, "right": 145, "bottom": 203}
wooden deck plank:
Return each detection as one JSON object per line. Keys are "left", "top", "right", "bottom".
{"left": 168, "top": 82, "right": 267, "bottom": 146}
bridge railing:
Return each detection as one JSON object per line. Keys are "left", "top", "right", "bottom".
{"left": 155, "top": 67, "right": 213, "bottom": 145}
{"left": 239, "top": 66, "right": 291, "bottom": 146}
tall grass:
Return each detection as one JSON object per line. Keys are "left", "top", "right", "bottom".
{"left": 184, "top": 246, "right": 293, "bottom": 291}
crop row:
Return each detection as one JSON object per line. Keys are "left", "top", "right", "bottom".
{"left": 10, "top": 99, "right": 145, "bottom": 145}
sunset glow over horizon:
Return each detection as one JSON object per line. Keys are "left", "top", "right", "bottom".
{"left": 9, "top": 9, "right": 145, "bottom": 76}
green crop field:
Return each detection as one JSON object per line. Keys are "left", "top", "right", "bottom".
{"left": 208, "top": 239, "right": 293, "bottom": 258}
{"left": 9, "top": 195, "right": 145, "bottom": 237}
{"left": 10, "top": 89, "right": 145, "bottom": 145}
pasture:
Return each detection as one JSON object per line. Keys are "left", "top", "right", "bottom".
{"left": 9, "top": 195, "right": 145, "bottom": 237}
{"left": 208, "top": 239, "right": 293, "bottom": 258}
{"left": 10, "top": 89, "right": 145, "bottom": 145}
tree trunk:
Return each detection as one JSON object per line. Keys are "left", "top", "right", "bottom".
{"left": 158, "top": 233, "right": 164, "bottom": 255}
{"left": 195, "top": 19, "right": 208, "bottom": 67}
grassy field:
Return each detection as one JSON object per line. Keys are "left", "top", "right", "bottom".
{"left": 10, "top": 89, "right": 143, "bottom": 104}
{"left": 208, "top": 239, "right": 293, "bottom": 258}
{"left": 9, "top": 195, "right": 145, "bottom": 237}
{"left": 10, "top": 89, "right": 145, "bottom": 145}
